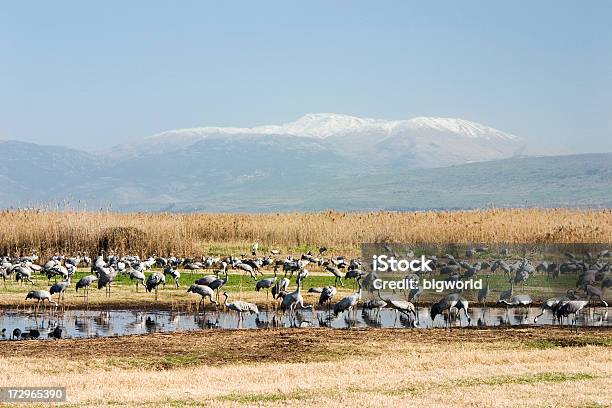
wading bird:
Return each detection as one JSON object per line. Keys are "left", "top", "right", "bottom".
{"left": 223, "top": 291, "right": 258, "bottom": 327}
{"left": 187, "top": 284, "right": 218, "bottom": 309}
{"left": 145, "top": 272, "right": 165, "bottom": 299}
{"left": 76, "top": 274, "right": 98, "bottom": 303}
{"left": 280, "top": 275, "right": 312, "bottom": 319}
{"left": 255, "top": 270, "right": 277, "bottom": 299}
{"left": 25, "top": 290, "right": 58, "bottom": 311}
{"left": 325, "top": 265, "right": 344, "bottom": 287}
{"left": 555, "top": 300, "right": 589, "bottom": 330}
{"left": 49, "top": 278, "right": 70, "bottom": 303}
{"left": 128, "top": 267, "right": 146, "bottom": 292}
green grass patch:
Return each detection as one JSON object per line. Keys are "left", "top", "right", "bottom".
{"left": 456, "top": 372, "right": 595, "bottom": 387}
{"left": 220, "top": 389, "right": 313, "bottom": 404}
{"left": 525, "top": 337, "right": 612, "bottom": 349}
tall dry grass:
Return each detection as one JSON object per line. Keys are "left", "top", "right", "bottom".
{"left": 0, "top": 208, "right": 609, "bottom": 258}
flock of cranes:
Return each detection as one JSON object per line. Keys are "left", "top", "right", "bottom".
{"left": 1, "top": 246, "right": 610, "bottom": 337}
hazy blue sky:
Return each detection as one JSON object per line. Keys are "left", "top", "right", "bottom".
{"left": 1, "top": 1, "right": 611, "bottom": 152}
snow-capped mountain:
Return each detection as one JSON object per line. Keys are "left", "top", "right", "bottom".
{"left": 5, "top": 113, "right": 601, "bottom": 212}
{"left": 146, "top": 113, "right": 520, "bottom": 141}
{"left": 112, "top": 113, "right": 526, "bottom": 167}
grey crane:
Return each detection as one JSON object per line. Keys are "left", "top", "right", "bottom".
{"left": 325, "top": 265, "right": 344, "bottom": 287}
{"left": 272, "top": 275, "right": 290, "bottom": 299}
{"left": 430, "top": 293, "right": 470, "bottom": 328}
{"left": 584, "top": 284, "right": 608, "bottom": 307}
{"left": 76, "top": 275, "right": 98, "bottom": 303}
{"left": 333, "top": 277, "right": 362, "bottom": 320}
{"left": 534, "top": 296, "right": 569, "bottom": 323}
{"left": 318, "top": 286, "right": 337, "bottom": 309}
{"left": 497, "top": 294, "right": 533, "bottom": 309}
{"left": 408, "top": 285, "right": 424, "bottom": 305}
{"left": 25, "top": 290, "right": 58, "bottom": 311}
{"left": 12, "top": 328, "right": 21, "bottom": 340}
{"left": 379, "top": 290, "right": 418, "bottom": 327}
{"left": 163, "top": 265, "right": 181, "bottom": 288}
{"left": 223, "top": 291, "right": 258, "bottom": 327}
{"left": 128, "top": 267, "right": 146, "bottom": 292}
{"left": 255, "top": 270, "right": 277, "bottom": 299}
{"left": 453, "top": 297, "right": 471, "bottom": 327}
{"left": 145, "top": 272, "right": 166, "bottom": 299}
{"left": 187, "top": 284, "right": 218, "bottom": 309}
{"left": 207, "top": 271, "right": 229, "bottom": 302}
{"left": 97, "top": 266, "right": 118, "bottom": 298}
{"left": 555, "top": 300, "right": 589, "bottom": 330}
{"left": 195, "top": 273, "right": 219, "bottom": 286}
{"left": 478, "top": 275, "right": 490, "bottom": 306}
{"left": 280, "top": 275, "right": 312, "bottom": 318}
{"left": 14, "top": 265, "right": 35, "bottom": 285}
{"left": 499, "top": 281, "right": 514, "bottom": 302}
{"left": 362, "top": 298, "right": 387, "bottom": 322}
{"left": 235, "top": 262, "right": 257, "bottom": 280}
{"left": 49, "top": 278, "right": 70, "bottom": 302}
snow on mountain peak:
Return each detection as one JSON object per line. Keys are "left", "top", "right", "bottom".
{"left": 406, "top": 117, "right": 519, "bottom": 140}
{"left": 147, "top": 113, "right": 520, "bottom": 143}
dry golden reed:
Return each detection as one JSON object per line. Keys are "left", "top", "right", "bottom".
{"left": 0, "top": 208, "right": 609, "bottom": 258}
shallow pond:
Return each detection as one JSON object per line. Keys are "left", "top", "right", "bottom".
{"left": 0, "top": 305, "right": 609, "bottom": 340}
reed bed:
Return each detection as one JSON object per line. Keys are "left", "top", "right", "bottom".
{"left": 0, "top": 208, "right": 609, "bottom": 259}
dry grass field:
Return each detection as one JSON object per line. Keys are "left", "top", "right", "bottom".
{"left": 1, "top": 208, "right": 610, "bottom": 259}
{"left": 0, "top": 327, "right": 610, "bottom": 407}
{"left": 1, "top": 208, "right": 611, "bottom": 408}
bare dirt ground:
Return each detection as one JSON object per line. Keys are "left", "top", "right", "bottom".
{"left": 0, "top": 327, "right": 610, "bottom": 407}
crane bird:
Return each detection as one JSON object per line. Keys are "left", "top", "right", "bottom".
{"left": 255, "top": 270, "right": 277, "bottom": 300}
{"left": 555, "top": 300, "right": 589, "bottom": 330}
{"left": 76, "top": 275, "right": 98, "bottom": 303}
{"left": 430, "top": 293, "right": 471, "bottom": 328}
{"left": 12, "top": 328, "right": 21, "bottom": 340}
{"left": 145, "top": 272, "right": 166, "bottom": 300}
{"left": 584, "top": 285, "right": 608, "bottom": 307}
{"left": 362, "top": 298, "right": 387, "bottom": 322}
{"left": 272, "top": 274, "right": 290, "bottom": 299}
{"left": 318, "top": 286, "right": 337, "bottom": 310}
{"left": 195, "top": 273, "right": 219, "bottom": 286}
{"left": 325, "top": 265, "right": 344, "bottom": 287}
{"left": 128, "top": 267, "right": 146, "bottom": 292}
{"left": 251, "top": 242, "right": 259, "bottom": 256}
{"left": 49, "top": 279, "right": 70, "bottom": 303}
{"left": 50, "top": 325, "right": 62, "bottom": 339}
{"left": 534, "top": 296, "right": 569, "bottom": 323}
{"left": 235, "top": 262, "right": 257, "bottom": 280}
{"left": 187, "top": 284, "right": 218, "bottom": 310}
{"left": 478, "top": 275, "right": 490, "bottom": 306}
{"left": 97, "top": 266, "right": 118, "bottom": 298}
{"left": 25, "top": 290, "right": 58, "bottom": 311}
{"left": 223, "top": 291, "right": 259, "bottom": 328}
{"left": 207, "top": 271, "right": 229, "bottom": 302}
{"left": 499, "top": 281, "right": 514, "bottom": 302}
{"left": 497, "top": 294, "right": 533, "bottom": 310}
{"left": 14, "top": 265, "right": 35, "bottom": 285}
{"left": 378, "top": 290, "right": 418, "bottom": 327}
{"left": 163, "top": 265, "right": 181, "bottom": 288}
{"left": 280, "top": 275, "right": 312, "bottom": 319}
{"left": 333, "top": 276, "right": 362, "bottom": 319}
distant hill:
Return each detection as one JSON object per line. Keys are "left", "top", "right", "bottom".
{"left": 0, "top": 114, "right": 608, "bottom": 211}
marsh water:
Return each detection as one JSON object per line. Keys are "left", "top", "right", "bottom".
{"left": 0, "top": 305, "right": 609, "bottom": 340}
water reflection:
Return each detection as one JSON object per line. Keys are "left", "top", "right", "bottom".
{"left": 0, "top": 306, "right": 609, "bottom": 340}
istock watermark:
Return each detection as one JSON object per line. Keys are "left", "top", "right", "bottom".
{"left": 372, "top": 276, "right": 482, "bottom": 292}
